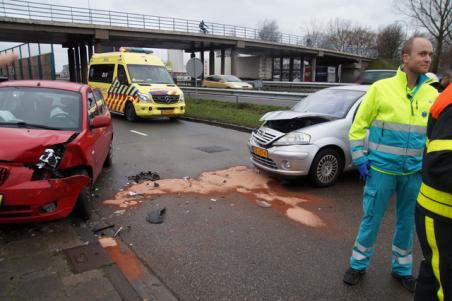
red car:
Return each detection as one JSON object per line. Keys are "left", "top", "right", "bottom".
{"left": 0, "top": 80, "right": 113, "bottom": 223}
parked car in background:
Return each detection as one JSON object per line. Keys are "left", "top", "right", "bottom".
{"left": 356, "top": 69, "right": 396, "bottom": 85}
{"left": 202, "top": 75, "right": 253, "bottom": 89}
{"left": 248, "top": 86, "right": 368, "bottom": 187}
{"left": 0, "top": 80, "right": 113, "bottom": 223}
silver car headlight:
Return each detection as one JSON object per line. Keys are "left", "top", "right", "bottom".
{"left": 179, "top": 93, "right": 185, "bottom": 102}
{"left": 138, "top": 92, "right": 150, "bottom": 103}
{"left": 273, "top": 132, "right": 311, "bottom": 145}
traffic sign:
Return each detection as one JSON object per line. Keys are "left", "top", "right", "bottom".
{"left": 186, "top": 58, "right": 203, "bottom": 78}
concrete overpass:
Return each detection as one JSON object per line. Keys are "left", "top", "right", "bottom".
{"left": 0, "top": 0, "right": 373, "bottom": 83}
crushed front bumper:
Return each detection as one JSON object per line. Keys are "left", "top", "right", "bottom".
{"left": 0, "top": 164, "right": 89, "bottom": 224}
{"left": 248, "top": 137, "right": 319, "bottom": 176}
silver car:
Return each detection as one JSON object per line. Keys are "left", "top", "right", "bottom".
{"left": 248, "top": 85, "right": 369, "bottom": 187}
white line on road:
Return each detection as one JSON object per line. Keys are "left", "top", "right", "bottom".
{"left": 130, "top": 130, "right": 148, "bottom": 136}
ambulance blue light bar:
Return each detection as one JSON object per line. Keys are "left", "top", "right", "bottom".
{"left": 119, "top": 47, "right": 153, "bottom": 54}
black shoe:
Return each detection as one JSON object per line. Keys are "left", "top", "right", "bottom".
{"left": 343, "top": 268, "right": 366, "bottom": 285}
{"left": 392, "top": 272, "right": 416, "bottom": 293}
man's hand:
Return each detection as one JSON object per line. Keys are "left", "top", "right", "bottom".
{"left": 357, "top": 162, "right": 371, "bottom": 180}
{"left": 0, "top": 53, "right": 18, "bottom": 67}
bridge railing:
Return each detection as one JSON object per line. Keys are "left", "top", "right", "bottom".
{"left": 1, "top": 0, "right": 347, "bottom": 53}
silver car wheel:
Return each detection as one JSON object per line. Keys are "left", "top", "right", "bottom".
{"left": 316, "top": 154, "right": 339, "bottom": 184}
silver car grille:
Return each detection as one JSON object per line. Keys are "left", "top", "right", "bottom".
{"left": 251, "top": 153, "right": 277, "bottom": 169}
{"left": 252, "top": 127, "right": 283, "bottom": 146}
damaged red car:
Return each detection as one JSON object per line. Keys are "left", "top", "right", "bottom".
{"left": 0, "top": 81, "right": 113, "bottom": 223}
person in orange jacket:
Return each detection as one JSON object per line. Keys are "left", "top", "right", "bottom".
{"left": 415, "top": 84, "right": 452, "bottom": 300}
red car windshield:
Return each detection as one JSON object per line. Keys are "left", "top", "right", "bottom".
{"left": 0, "top": 87, "right": 82, "bottom": 130}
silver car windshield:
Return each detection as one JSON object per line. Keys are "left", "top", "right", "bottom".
{"left": 292, "top": 89, "right": 365, "bottom": 118}
{"left": 0, "top": 87, "right": 81, "bottom": 130}
{"left": 128, "top": 65, "right": 174, "bottom": 84}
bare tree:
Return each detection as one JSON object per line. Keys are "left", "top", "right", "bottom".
{"left": 377, "top": 23, "right": 406, "bottom": 59}
{"left": 349, "top": 25, "right": 377, "bottom": 57}
{"left": 258, "top": 19, "right": 282, "bottom": 42}
{"left": 324, "top": 18, "right": 353, "bottom": 52}
{"left": 395, "top": 0, "right": 452, "bottom": 72}
{"left": 301, "top": 19, "right": 328, "bottom": 48}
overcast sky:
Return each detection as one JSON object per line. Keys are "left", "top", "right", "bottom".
{"left": 1, "top": 0, "right": 405, "bottom": 72}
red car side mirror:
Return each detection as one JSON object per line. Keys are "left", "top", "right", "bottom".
{"left": 91, "top": 115, "right": 111, "bottom": 128}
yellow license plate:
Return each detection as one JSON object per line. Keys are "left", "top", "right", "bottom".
{"left": 161, "top": 110, "right": 174, "bottom": 115}
{"left": 252, "top": 146, "right": 268, "bottom": 158}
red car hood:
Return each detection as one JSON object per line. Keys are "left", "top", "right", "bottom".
{"left": 0, "top": 128, "right": 77, "bottom": 163}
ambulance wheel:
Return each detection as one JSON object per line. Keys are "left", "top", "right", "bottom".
{"left": 125, "top": 102, "right": 138, "bottom": 122}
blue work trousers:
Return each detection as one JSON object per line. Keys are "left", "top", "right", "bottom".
{"left": 350, "top": 168, "right": 421, "bottom": 276}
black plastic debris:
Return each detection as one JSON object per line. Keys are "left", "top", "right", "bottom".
{"left": 146, "top": 208, "right": 166, "bottom": 224}
{"left": 93, "top": 224, "right": 115, "bottom": 233}
{"left": 128, "top": 171, "right": 160, "bottom": 183}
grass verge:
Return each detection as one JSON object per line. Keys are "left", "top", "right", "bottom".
{"left": 185, "top": 99, "right": 289, "bottom": 128}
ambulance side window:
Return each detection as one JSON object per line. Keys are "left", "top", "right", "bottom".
{"left": 89, "top": 64, "right": 115, "bottom": 83}
{"left": 117, "top": 65, "right": 129, "bottom": 85}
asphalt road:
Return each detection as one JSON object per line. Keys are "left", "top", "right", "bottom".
{"left": 90, "top": 116, "right": 421, "bottom": 301}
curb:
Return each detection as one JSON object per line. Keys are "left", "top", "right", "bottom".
{"left": 179, "top": 116, "right": 255, "bottom": 133}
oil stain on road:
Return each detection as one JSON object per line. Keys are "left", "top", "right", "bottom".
{"left": 103, "top": 166, "right": 325, "bottom": 228}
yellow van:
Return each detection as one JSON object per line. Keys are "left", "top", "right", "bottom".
{"left": 88, "top": 47, "right": 185, "bottom": 121}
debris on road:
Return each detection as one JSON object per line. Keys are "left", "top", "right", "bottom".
{"left": 93, "top": 224, "right": 115, "bottom": 233}
{"left": 257, "top": 200, "right": 271, "bottom": 208}
{"left": 113, "top": 226, "right": 123, "bottom": 238}
{"left": 128, "top": 171, "right": 160, "bottom": 183}
{"left": 128, "top": 191, "right": 141, "bottom": 197}
{"left": 146, "top": 208, "right": 166, "bottom": 224}
{"left": 210, "top": 198, "right": 217, "bottom": 202}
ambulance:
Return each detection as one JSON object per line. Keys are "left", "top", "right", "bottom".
{"left": 88, "top": 47, "right": 185, "bottom": 121}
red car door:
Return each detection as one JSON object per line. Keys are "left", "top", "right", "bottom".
{"left": 86, "top": 90, "right": 108, "bottom": 180}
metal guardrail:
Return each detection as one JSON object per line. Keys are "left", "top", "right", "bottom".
{"left": 260, "top": 81, "right": 355, "bottom": 93}
{"left": 0, "top": 0, "right": 366, "bottom": 56}
{"left": 182, "top": 87, "right": 308, "bottom": 106}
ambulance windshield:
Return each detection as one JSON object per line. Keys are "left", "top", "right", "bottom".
{"left": 128, "top": 65, "right": 174, "bottom": 84}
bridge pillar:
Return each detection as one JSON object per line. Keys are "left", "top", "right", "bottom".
{"left": 220, "top": 49, "right": 225, "bottom": 75}
{"left": 271, "top": 57, "right": 274, "bottom": 80}
{"left": 311, "top": 57, "right": 317, "bottom": 82}
{"left": 74, "top": 46, "right": 81, "bottom": 83}
{"left": 88, "top": 43, "right": 94, "bottom": 61}
{"left": 79, "top": 43, "right": 88, "bottom": 84}
{"left": 231, "top": 49, "right": 238, "bottom": 75}
{"left": 279, "top": 56, "right": 283, "bottom": 80}
{"left": 209, "top": 50, "right": 215, "bottom": 75}
{"left": 67, "top": 47, "right": 76, "bottom": 83}
{"left": 200, "top": 49, "right": 205, "bottom": 80}
{"left": 300, "top": 57, "right": 305, "bottom": 81}
{"left": 289, "top": 57, "right": 294, "bottom": 81}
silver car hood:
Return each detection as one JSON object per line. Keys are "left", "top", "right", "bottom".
{"left": 260, "top": 110, "right": 338, "bottom": 121}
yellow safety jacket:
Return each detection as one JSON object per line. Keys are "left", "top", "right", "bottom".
{"left": 349, "top": 68, "right": 438, "bottom": 175}
{"left": 418, "top": 84, "right": 452, "bottom": 218}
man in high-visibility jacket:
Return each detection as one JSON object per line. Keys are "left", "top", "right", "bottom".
{"left": 342, "top": 36, "right": 439, "bottom": 292}
{"left": 415, "top": 84, "right": 452, "bottom": 301}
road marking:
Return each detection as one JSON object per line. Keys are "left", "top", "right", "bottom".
{"left": 130, "top": 130, "right": 148, "bottom": 136}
